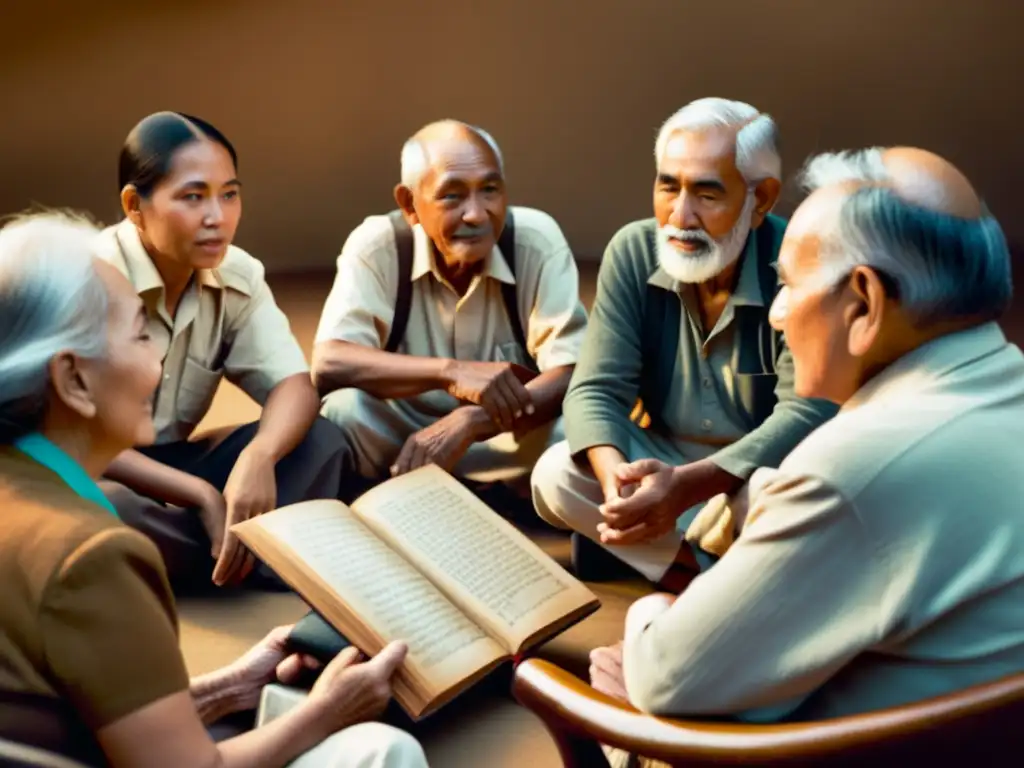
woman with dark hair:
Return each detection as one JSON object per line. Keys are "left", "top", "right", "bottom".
{"left": 95, "top": 111, "right": 348, "bottom": 590}
{"left": 0, "top": 211, "right": 424, "bottom": 768}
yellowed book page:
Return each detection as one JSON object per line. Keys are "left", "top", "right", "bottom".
{"left": 351, "top": 466, "right": 599, "bottom": 653}
{"left": 233, "top": 501, "right": 506, "bottom": 715}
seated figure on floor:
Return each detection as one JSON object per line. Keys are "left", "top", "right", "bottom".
{"left": 0, "top": 211, "right": 426, "bottom": 768}
{"left": 95, "top": 112, "right": 348, "bottom": 591}
{"left": 589, "top": 148, "right": 1024, "bottom": 767}
{"left": 531, "top": 98, "right": 838, "bottom": 588}
{"left": 312, "top": 119, "right": 588, "bottom": 492}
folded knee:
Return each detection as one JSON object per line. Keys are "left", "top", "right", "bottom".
{"left": 531, "top": 441, "right": 580, "bottom": 528}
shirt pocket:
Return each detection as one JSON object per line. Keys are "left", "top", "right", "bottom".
{"left": 734, "top": 372, "right": 778, "bottom": 428}
{"left": 176, "top": 358, "right": 223, "bottom": 428}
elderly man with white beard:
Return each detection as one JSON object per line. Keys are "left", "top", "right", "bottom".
{"left": 531, "top": 98, "right": 838, "bottom": 589}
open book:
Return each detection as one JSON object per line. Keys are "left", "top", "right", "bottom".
{"left": 232, "top": 465, "right": 600, "bottom": 720}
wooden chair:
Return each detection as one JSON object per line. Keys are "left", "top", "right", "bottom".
{"left": 513, "top": 659, "right": 1024, "bottom": 767}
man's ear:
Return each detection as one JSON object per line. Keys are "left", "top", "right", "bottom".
{"left": 48, "top": 353, "right": 97, "bottom": 420}
{"left": 393, "top": 185, "right": 418, "bottom": 225}
{"left": 120, "top": 185, "right": 144, "bottom": 228}
{"left": 845, "top": 266, "right": 888, "bottom": 357}
{"left": 750, "top": 177, "right": 782, "bottom": 228}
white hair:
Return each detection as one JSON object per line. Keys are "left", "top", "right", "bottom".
{"left": 655, "top": 97, "right": 782, "bottom": 184}
{"left": 0, "top": 210, "right": 107, "bottom": 440}
{"left": 798, "top": 149, "right": 1012, "bottom": 324}
{"left": 400, "top": 121, "right": 505, "bottom": 189}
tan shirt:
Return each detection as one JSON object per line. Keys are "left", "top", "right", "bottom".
{"left": 0, "top": 448, "right": 189, "bottom": 757}
{"left": 313, "top": 206, "right": 588, "bottom": 414}
{"left": 94, "top": 220, "right": 309, "bottom": 443}
{"left": 624, "top": 322, "right": 1024, "bottom": 721}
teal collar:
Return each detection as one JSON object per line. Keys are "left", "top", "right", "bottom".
{"left": 13, "top": 433, "right": 118, "bottom": 518}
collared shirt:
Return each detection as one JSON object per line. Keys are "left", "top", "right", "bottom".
{"left": 648, "top": 240, "right": 765, "bottom": 449}
{"left": 314, "top": 206, "right": 588, "bottom": 416}
{"left": 624, "top": 321, "right": 1024, "bottom": 722}
{"left": 94, "top": 220, "right": 309, "bottom": 443}
{"left": 13, "top": 432, "right": 117, "bottom": 516}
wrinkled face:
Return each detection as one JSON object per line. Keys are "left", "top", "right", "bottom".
{"left": 654, "top": 127, "right": 755, "bottom": 283}
{"left": 412, "top": 136, "right": 507, "bottom": 272}
{"left": 75, "top": 260, "right": 163, "bottom": 449}
{"left": 769, "top": 190, "right": 858, "bottom": 402}
{"left": 132, "top": 139, "right": 242, "bottom": 271}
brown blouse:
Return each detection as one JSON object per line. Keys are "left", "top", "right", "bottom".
{"left": 0, "top": 447, "right": 189, "bottom": 764}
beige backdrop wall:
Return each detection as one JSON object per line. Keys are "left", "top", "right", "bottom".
{"left": 2, "top": 0, "right": 1021, "bottom": 270}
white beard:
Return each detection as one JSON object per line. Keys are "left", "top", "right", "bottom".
{"left": 656, "top": 193, "right": 757, "bottom": 284}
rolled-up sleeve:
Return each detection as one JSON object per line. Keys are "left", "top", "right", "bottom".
{"left": 314, "top": 219, "right": 397, "bottom": 350}
{"left": 223, "top": 271, "right": 309, "bottom": 404}
{"left": 516, "top": 218, "right": 588, "bottom": 372}
{"left": 623, "top": 471, "right": 885, "bottom": 718}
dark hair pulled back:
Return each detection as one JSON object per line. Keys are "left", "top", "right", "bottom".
{"left": 118, "top": 112, "right": 237, "bottom": 198}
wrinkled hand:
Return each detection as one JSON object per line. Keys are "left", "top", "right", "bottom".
{"left": 310, "top": 641, "right": 408, "bottom": 731}
{"left": 598, "top": 459, "right": 682, "bottom": 546}
{"left": 391, "top": 409, "right": 477, "bottom": 476}
{"left": 215, "top": 445, "right": 278, "bottom": 586}
{"left": 225, "top": 624, "right": 321, "bottom": 712}
{"left": 444, "top": 360, "right": 536, "bottom": 432}
{"left": 589, "top": 641, "right": 628, "bottom": 702}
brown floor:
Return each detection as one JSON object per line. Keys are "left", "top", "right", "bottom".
{"left": 179, "top": 264, "right": 648, "bottom": 766}
{"left": 183, "top": 265, "right": 1024, "bottom": 765}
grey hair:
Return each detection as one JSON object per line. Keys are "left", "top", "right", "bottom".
{"left": 0, "top": 210, "right": 108, "bottom": 441}
{"left": 400, "top": 121, "right": 504, "bottom": 189}
{"left": 654, "top": 97, "right": 782, "bottom": 184}
{"left": 799, "top": 149, "right": 1012, "bottom": 324}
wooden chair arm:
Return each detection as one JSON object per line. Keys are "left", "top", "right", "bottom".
{"left": 513, "top": 659, "right": 1024, "bottom": 767}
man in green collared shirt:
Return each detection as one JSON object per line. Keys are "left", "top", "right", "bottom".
{"left": 531, "top": 98, "right": 838, "bottom": 590}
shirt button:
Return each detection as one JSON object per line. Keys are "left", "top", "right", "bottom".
{"left": 164, "top": 374, "right": 171, "bottom": 381}
{"left": 702, "top": 378, "right": 712, "bottom": 389}
{"left": 701, "top": 418, "right": 713, "bottom": 431}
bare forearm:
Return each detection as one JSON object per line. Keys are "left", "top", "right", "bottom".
{"left": 250, "top": 374, "right": 320, "bottom": 463}
{"left": 586, "top": 445, "right": 628, "bottom": 492}
{"left": 312, "top": 341, "right": 449, "bottom": 400}
{"left": 671, "top": 459, "right": 743, "bottom": 505}
{"left": 105, "top": 449, "right": 209, "bottom": 507}
{"left": 217, "top": 699, "right": 330, "bottom": 768}
{"left": 189, "top": 668, "right": 248, "bottom": 725}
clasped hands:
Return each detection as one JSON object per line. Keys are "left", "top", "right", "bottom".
{"left": 597, "top": 459, "right": 714, "bottom": 546}
{"left": 391, "top": 360, "right": 537, "bottom": 476}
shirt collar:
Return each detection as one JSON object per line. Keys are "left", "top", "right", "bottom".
{"left": 647, "top": 227, "right": 762, "bottom": 307}
{"left": 841, "top": 322, "right": 1009, "bottom": 414}
{"left": 115, "top": 219, "right": 223, "bottom": 296}
{"left": 411, "top": 223, "right": 515, "bottom": 286}
{"left": 13, "top": 433, "right": 118, "bottom": 517}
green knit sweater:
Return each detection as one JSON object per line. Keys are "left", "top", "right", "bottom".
{"left": 563, "top": 215, "right": 838, "bottom": 480}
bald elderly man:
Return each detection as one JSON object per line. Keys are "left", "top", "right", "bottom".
{"left": 312, "top": 120, "right": 587, "bottom": 489}
{"left": 531, "top": 98, "right": 837, "bottom": 588}
{"left": 588, "top": 148, "right": 1024, "bottom": 768}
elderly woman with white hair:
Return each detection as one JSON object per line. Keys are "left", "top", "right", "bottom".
{"left": 587, "top": 146, "right": 1024, "bottom": 768}
{"left": 0, "top": 211, "right": 427, "bottom": 767}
